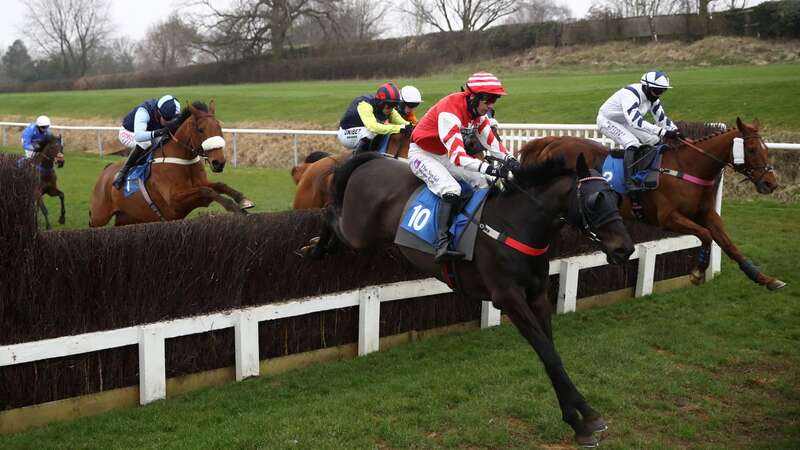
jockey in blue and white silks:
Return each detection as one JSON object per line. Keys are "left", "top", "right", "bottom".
{"left": 112, "top": 95, "right": 181, "bottom": 190}
{"left": 597, "top": 70, "right": 683, "bottom": 192}
{"left": 597, "top": 70, "right": 682, "bottom": 151}
{"left": 21, "top": 115, "right": 52, "bottom": 158}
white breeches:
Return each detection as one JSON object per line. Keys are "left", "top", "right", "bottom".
{"left": 597, "top": 115, "right": 660, "bottom": 149}
{"left": 407, "top": 143, "right": 489, "bottom": 197}
{"left": 118, "top": 128, "right": 152, "bottom": 150}
{"left": 337, "top": 127, "right": 375, "bottom": 149}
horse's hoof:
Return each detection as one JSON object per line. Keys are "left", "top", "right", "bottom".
{"left": 575, "top": 433, "right": 599, "bottom": 448}
{"left": 689, "top": 268, "right": 704, "bottom": 285}
{"left": 239, "top": 199, "right": 255, "bottom": 210}
{"left": 767, "top": 279, "right": 786, "bottom": 290}
{"left": 294, "top": 244, "right": 316, "bottom": 259}
{"left": 583, "top": 416, "right": 608, "bottom": 433}
{"left": 309, "top": 236, "right": 320, "bottom": 245}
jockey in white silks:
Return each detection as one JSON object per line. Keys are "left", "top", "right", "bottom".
{"left": 597, "top": 70, "right": 683, "bottom": 191}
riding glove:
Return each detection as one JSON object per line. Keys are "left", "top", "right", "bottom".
{"left": 400, "top": 123, "right": 414, "bottom": 137}
{"left": 481, "top": 162, "right": 509, "bottom": 179}
{"left": 151, "top": 127, "right": 169, "bottom": 139}
{"left": 503, "top": 154, "right": 522, "bottom": 172}
{"left": 663, "top": 129, "right": 683, "bottom": 140}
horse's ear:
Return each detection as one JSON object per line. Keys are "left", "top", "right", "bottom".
{"left": 736, "top": 117, "right": 744, "bottom": 131}
{"left": 188, "top": 103, "right": 198, "bottom": 116}
{"left": 209, "top": 100, "right": 216, "bottom": 115}
{"left": 753, "top": 118, "right": 760, "bottom": 129}
{"left": 576, "top": 153, "right": 589, "bottom": 178}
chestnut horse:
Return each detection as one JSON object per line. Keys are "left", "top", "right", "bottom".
{"left": 304, "top": 153, "right": 634, "bottom": 447}
{"left": 291, "top": 133, "right": 411, "bottom": 209}
{"left": 90, "top": 101, "right": 254, "bottom": 227}
{"left": 27, "top": 134, "right": 65, "bottom": 229}
{"left": 517, "top": 117, "right": 784, "bottom": 290}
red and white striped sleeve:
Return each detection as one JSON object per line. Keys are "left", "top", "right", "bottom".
{"left": 437, "top": 111, "right": 484, "bottom": 172}
{"left": 476, "top": 115, "right": 508, "bottom": 158}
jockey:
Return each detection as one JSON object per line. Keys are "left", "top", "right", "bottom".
{"left": 597, "top": 70, "right": 682, "bottom": 191}
{"left": 409, "top": 71, "right": 518, "bottom": 262}
{"left": 398, "top": 85, "right": 423, "bottom": 125}
{"left": 337, "top": 82, "right": 412, "bottom": 154}
{"left": 112, "top": 95, "right": 181, "bottom": 190}
{"left": 21, "top": 115, "right": 52, "bottom": 158}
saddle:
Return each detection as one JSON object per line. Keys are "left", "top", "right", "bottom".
{"left": 602, "top": 144, "right": 669, "bottom": 194}
{"left": 394, "top": 182, "right": 490, "bottom": 261}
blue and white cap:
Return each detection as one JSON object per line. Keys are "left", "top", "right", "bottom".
{"left": 640, "top": 71, "right": 671, "bottom": 89}
{"left": 157, "top": 95, "right": 181, "bottom": 121}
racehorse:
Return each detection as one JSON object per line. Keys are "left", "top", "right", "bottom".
{"left": 291, "top": 133, "right": 411, "bottom": 209}
{"left": 303, "top": 153, "right": 635, "bottom": 447}
{"left": 517, "top": 117, "right": 784, "bottom": 290}
{"left": 28, "top": 134, "right": 65, "bottom": 229}
{"left": 89, "top": 101, "right": 254, "bottom": 226}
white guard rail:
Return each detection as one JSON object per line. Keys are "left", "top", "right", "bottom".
{"left": 1, "top": 233, "right": 708, "bottom": 406}
{"left": 1, "top": 121, "right": 798, "bottom": 167}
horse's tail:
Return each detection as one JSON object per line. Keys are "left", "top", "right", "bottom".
{"left": 331, "top": 152, "right": 382, "bottom": 208}
{"left": 303, "top": 150, "right": 331, "bottom": 164}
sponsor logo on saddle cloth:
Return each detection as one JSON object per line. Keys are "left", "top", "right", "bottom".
{"left": 394, "top": 181, "right": 490, "bottom": 260}
{"left": 602, "top": 144, "right": 668, "bottom": 194}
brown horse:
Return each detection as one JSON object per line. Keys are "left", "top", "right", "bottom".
{"left": 305, "top": 152, "right": 634, "bottom": 447}
{"left": 89, "top": 101, "right": 254, "bottom": 226}
{"left": 291, "top": 133, "right": 411, "bottom": 209}
{"left": 27, "top": 134, "right": 65, "bottom": 229}
{"left": 517, "top": 117, "right": 784, "bottom": 290}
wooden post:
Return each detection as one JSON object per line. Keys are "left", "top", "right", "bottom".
{"left": 234, "top": 311, "right": 260, "bottom": 381}
{"left": 481, "top": 301, "right": 501, "bottom": 328}
{"left": 358, "top": 287, "right": 380, "bottom": 356}
{"left": 557, "top": 259, "right": 580, "bottom": 314}
{"left": 706, "top": 172, "right": 724, "bottom": 281}
{"left": 635, "top": 242, "right": 657, "bottom": 297}
{"left": 138, "top": 325, "right": 166, "bottom": 405}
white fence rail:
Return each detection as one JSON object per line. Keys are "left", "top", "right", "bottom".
{"left": 1, "top": 234, "right": 708, "bottom": 406}
{"left": 2, "top": 121, "right": 798, "bottom": 167}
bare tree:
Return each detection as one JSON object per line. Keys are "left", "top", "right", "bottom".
{"left": 403, "top": 0, "right": 519, "bottom": 32}
{"left": 24, "top": 0, "right": 112, "bottom": 77}
{"left": 508, "top": 0, "right": 573, "bottom": 24}
{"left": 291, "top": 0, "right": 388, "bottom": 44}
{"left": 137, "top": 17, "right": 201, "bottom": 69}
{"left": 192, "top": 0, "right": 340, "bottom": 60}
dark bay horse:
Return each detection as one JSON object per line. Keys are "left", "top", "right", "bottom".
{"left": 90, "top": 101, "right": 254, "bottom": 226}
{"left": 517, "top": 117, "right": 784, "bottom": 290}
{"left": 28, "top": 134, "right": 65, "bottom": 229}
{"left": 305, "top": 153, "right": 635, "bottom": 447}
{"left": 291, "top": 133, "right": 411, "bottom": 210}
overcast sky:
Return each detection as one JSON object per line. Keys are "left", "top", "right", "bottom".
{"left": 0, "top": 0, "right": 598, "bottom": 52}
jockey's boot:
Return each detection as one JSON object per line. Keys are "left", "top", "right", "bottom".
{"left": 434, "top": 193, "right": 466, "bottom": 263}
{"left": 112, "top": 145, "right": 148, "bottom": 190}
{"left": 623, "top": 145, "right": 642, "bottom": 192}
{"left": 353, "top": 138, "right": 372, "bottom": 156}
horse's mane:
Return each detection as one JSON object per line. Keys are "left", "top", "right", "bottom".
{"left": 332, "top": 152, "right": 382, "bottom": 208}
{"left": 167, "top": 101, "right": 209, "bottom": 133}
{"left": 37, "top": 133, "right": 57, "bottom": 147}
{"left": 304, "top": 150, "right": 332, "bottom": 164}
{"left": 674, "top": 121, "right": 729, "bottom": 142}
{"left": 503, "top": 156, "right": 574, "bottom": 195}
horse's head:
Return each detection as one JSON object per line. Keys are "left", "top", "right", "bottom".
{"left": 169, "top": 100, "right": 227, "bottom": 172}
{"left": 566, "top": 154, "right": 634, "bottom": 264}
{"left": 735, "top": 117, "right": 777, "bottom": 194}
{"left": 37, "top": 134, "right": 65, "bottom": 168}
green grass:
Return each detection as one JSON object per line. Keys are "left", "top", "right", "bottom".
{"left": 1, "top": 200, "right": 798, "bottom": 449}
{"left": 0, "top": 148, "right": 297, "bottom": 229}
{"left": 1, "top": 64, "right": 798, "bottom": 133}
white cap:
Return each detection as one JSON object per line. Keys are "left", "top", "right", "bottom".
{"left": 36, "top": 115, "right": 51, "bottom": 127}
{"left": 400, "top": 86, "right": 423, "bottom": 104}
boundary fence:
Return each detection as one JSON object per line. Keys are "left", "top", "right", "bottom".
{"left": 1, "top": 121, "right": 798, "bottom": 167}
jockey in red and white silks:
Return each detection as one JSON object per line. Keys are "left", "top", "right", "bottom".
{"left": 409, "top": 71, "right": 512, "bottom": 199}
{"left": 409, "top": 71, "right": 518, "bottom": 262}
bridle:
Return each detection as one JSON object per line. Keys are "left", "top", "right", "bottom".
{"left": 678, "top": 132, "right": 774, "bottom": 185}
{"left": 166, "top": 114, "right": 221, "bottom": 161}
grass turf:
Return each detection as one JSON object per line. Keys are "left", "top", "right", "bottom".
{"left": 0, "top": 64, "right": 798, "bottom": 134}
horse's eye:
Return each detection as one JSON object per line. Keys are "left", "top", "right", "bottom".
{"left": 198, "top": 128, "right": 204, "bottom": 133}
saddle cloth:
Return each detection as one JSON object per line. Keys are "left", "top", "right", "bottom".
{"left": 394, "top": 181, "right": 490, "bottom": 260}
{"left": 602, "top": 144, "right": 668, "bottom": 194}
{"left": 121, "top": 152, "right": 156, "bottom": 198}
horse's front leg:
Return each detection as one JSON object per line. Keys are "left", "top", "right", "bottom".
{"left": 208, "top": 182, "right": 255, "bottom": 210}
{"left": 38, "top": 197, "right": 51, "bottom": 230}
{"left": 663, "top": 211, "right": 714, "bottom": 284}
{"left": 703, "top": 210, "right": 785, "bottom": 290}
{"left": 54, "top": 189, "right": 65, "bottom": 224}
{"left": 493, "top": 286, "right": 600, "bottom": 448}
{"left": 172, "top": 186, "right": 242, "bottom": 214}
